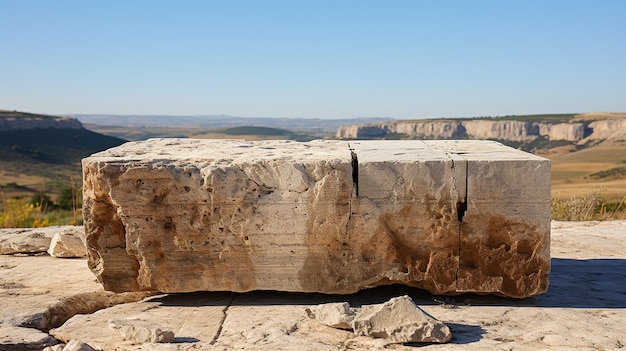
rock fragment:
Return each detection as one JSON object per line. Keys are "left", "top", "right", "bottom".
{"left": 47, "top": 228, "right": 87, "bottom": 258}
{"left": 306, "top": 302, "right": 355, "bottom": 330}
{"left": 60, "top": 339, "right": 96, "bottom": 351}
{"left": 309, "top": 296, "right": 451, "bottom": 344}
{"left": 108, "top": 319, "right": 175, "bottom": 344}
{"left": 42, "top": 344, "right": 65, "bottom": 351}
{"left": 351, "top": 296, "right": 451, "bottom": 344}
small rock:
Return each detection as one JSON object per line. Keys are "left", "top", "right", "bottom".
{"left": 309, "top": 296, "right": 451, "bottom": 344}
{"left": 0, "top": 325, "right": 60, "bottom": 350}
{"left": 351, "top": 295, "right": 451, "bottom": 344}
{"left": 61, "top": 339, "right": 96, "bottom": 351}
{"left": 47, "top": 228, "right": 87, "bottom": 258}
{"left": 108, "top": 319, "right": 175, "bottom": 344}
{"left": 306, "top": 302, "right": 355, "bottom": 330}
{"left": 42, "top": 344, "right": 65, "bottom": 351}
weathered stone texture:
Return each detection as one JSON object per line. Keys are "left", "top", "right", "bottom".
{"left": 83, "top": 139, "right": 550, "bottom": 298}
{"left": 47, "top": 228, "right": 87, "bottom": 258}
{"left": 308, "top": 296, "right": 452, "bottom": 344}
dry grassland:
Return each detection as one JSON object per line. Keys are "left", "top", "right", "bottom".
{"left": 546, "top": 140, "right": 626, "bottom": 202}
{"left": 572, "top": 112, "right": 626, "bottom": 121}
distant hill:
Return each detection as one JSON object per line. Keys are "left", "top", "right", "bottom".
{"left": 73, "top": 114, "right": 391, "bottom": 134}
{"left": 187, "top": 126, "right": 319, "bottom": 142}
{"left": 0, "top": 110, "right": 126, "bottom": 198}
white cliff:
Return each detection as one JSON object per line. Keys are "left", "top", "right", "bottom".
{"left": 336, "top": 118, "right": 624, "bottom": 143}
{"left": 584, "top": 119, "right": 626, "bottom": 141}
{"left": 462, "top": 120, "right": 538, "bottom": 142}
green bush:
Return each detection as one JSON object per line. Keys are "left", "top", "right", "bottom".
{"left": 30, "top": 192, "right": 54, "bottom": 208}
{"left": 58, "top": 186, "right": 82, "bottom": 210}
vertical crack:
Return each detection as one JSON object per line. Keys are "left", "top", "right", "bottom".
{"left": 350, "top": 150, "right": 358, "bottom": 198}
{"left": 345, "top": 149, "right": 359, "bottom": 238}
{"left": 445, "top": 150, "right": 468, "bottom": 293}
{"left": 210, "top": 295, "right": 234, "bottom": 345}
{"left": 456, "top": 165, "right": 468, "bottom": 223}
{"left": 456, "top": 157, "right": 469, "bottom": 293}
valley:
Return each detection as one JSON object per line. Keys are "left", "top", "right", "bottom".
{"left": 1, "top": 110, "right": 625, "bottom": 225}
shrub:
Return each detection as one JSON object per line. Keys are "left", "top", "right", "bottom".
{"left": 30, "top": 192, "right": 54, "bottom": 208}
{"left": 552, "top": 193, "right": 626, "bottom": 221}
{"left": 58, "top": 185, "right": 82, "bottom": 210}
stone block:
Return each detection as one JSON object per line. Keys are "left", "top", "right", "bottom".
{"left": 82, "top": 139, "right": 550, "bottom": 298}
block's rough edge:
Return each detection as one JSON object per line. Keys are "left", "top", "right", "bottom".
{"left": 83, "top": 139, "right": 551, "bottom": 298}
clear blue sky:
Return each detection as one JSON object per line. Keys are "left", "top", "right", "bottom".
{"left": 2, "top": 1, "right": 625, "bottom": 119}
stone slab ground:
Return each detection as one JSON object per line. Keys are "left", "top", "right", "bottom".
{"left": 0, "top": 221, "right": 624, "bottom": 350}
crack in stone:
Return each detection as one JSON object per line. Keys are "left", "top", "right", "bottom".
{"left": 210, "top": 294, "right": 234, "bottom": 345}
{"left": 457, "top": 161, "right": 469, "bottom": 223}
{"left": 442, "top": 151, "right": 469, "bottom": 293}
{"left": 345, "top": 148, "right": 359, "bottom": 241}
{"left": 350, "top": 150, "right": 359, "bottom": 198}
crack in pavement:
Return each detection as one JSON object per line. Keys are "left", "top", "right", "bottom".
{"left": 209, "top": 294, "right": 234, "bottom": 345}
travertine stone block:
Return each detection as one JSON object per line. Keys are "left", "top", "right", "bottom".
{"left": 425, "top": 140, "right": 551, "bottom": 297}
{"left": 83, "top": 139, "right": 550, "bottom": 298}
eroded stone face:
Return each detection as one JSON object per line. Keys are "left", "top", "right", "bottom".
{"left": 82, "top": 139, "right": 550, "bottom": 298}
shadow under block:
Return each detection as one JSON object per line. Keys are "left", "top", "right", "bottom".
{"left": 83, "top": 139, "right": 550, "bottom": 298}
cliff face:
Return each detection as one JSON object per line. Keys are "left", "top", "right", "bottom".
{"left": 584, "top": 119, "right": 626, "bottom": 141}
{"left": 336, "top": 121, "right": 464, "bottom": 139}
{"left": 0, "top": 111, "right": 83, "bottom": 131}
{"left": 336, "top": 119, "right": 620, "bottom": 143}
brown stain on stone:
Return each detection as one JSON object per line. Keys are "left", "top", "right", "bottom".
{"left": 459, "top": 214, "right": 550, "bottom": 298}
{"left": 299, "top": 187, "right": 460, "bottom": 294}
{"left": 368, "top": 200, "right": 459, "bottom": 295}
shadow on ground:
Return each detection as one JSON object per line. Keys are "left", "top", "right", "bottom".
{"left": 151, "top": 257, "right": 626, "bottom": 310}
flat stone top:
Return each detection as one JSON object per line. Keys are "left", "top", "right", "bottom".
{"left": 85, "top": 138, "right": 547, "bottom": 164}
{"left": 84, "top": 138, "right": 352, "bottom": 165}
{"left": 350, "top": 140, "right": 548, "bottom": 162}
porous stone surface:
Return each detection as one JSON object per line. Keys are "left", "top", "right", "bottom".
{"left": 47, "top": 228, "right": 87, "bottom": 258}
{"left": 351, "top": 295, "right": 451, "bottom": 344}
{"left": 108, "top": 319, "right": 175, "bottom": 344}
{"left": 60, "top": 339, "right": 96, "bottom": 351}
{"left": 306, "top": 302, "right": 354, "bottom": 330}
{"left": 308, "top": 296, "right": 451, "bottom": 344}
{"left": 82, "top": 139, "right": 550, "bottom": 298}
